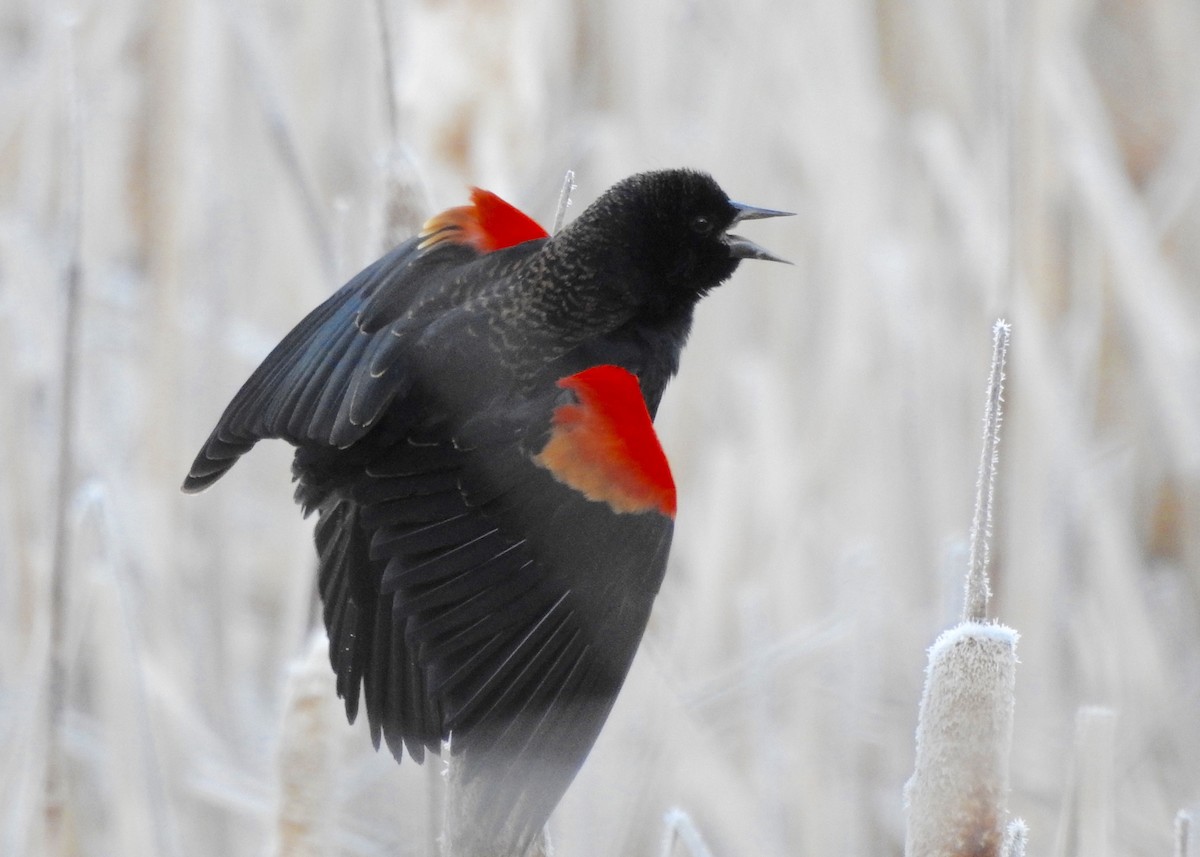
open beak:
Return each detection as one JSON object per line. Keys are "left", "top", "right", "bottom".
{"left": 726, "top": 201, "right": 794, "bottom": 263}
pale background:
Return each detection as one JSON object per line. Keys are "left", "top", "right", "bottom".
{"left": 2, "top": 0, "right": 1199, "bottom": 855}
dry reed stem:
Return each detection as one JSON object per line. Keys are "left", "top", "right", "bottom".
{"left": 1144, "top": 93, "right": 1200, "bottom": 234}
{"left": 217, "top": 0, "right": 335, "bottom": 282}
{"left": 1051, "top": 707, "right": 1117, "bottom": 857}
{"left": 44, "top": 14, "right": 83, "bottom": 857}
{"left": 1044, "top": 49, "right": 1200, "bottom": 474}
{"left": 73, "top": 482, "right": 182, "bottom": 857}
{"left": 1176, "top": 811, "right": 1193, "bottom": 857}
{"left": 374, "top": 0, "right": 400, "bottom": 147}
{"left": 374, "top": 0, "right": 425, "bottom": 248}
{"left": 986, "top": 0, "right": 1017, "bottom": 308}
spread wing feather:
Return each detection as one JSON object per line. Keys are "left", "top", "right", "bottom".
{"left": 182, "top": 239, "right": 442, "bottom": 493}
{"left": 298, "top": 411, "right": 672, "bottom": 854}
{"left": 183, "top": 201, "right": 673, "bottom": 856}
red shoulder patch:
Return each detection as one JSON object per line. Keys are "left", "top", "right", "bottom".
{"left": 419, "top": 188, "right": 549, "bottom": 253}
{"left": 533, "top": 366, "right": 676, "bottom": 519}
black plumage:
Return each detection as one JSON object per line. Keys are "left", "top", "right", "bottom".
{"left": 183, "top": 169, "right": 788, "bottom": 856}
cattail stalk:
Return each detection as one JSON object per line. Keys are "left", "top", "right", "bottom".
{"left": 273, "top": 633, "right": 339, "bottom": 857}
{"left": 964, "top": 319, "right": 1010, "bottom": 622}
{"left": 905, "top": 320, "right": 1019, "bottom": 857}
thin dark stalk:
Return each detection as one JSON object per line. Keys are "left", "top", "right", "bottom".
{"left": 374, "top": 0, "right": 425, "bottom": 247}
{"left": 375, "top": 0, "right": 400, "bottom": 145}
{"left": 220, "top": 0, "right": 335, "bottom": 282}
{"left": 45, "top": 16, "right": 84, "bottom": 856}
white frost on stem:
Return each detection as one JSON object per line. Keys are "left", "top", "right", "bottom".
{"left": 964, "top": 319, "right": 1011, "bottom": 622}
{"left": 1004, "top": 819, "right": 1029, "bottom": 857}
{"left": 552, "top": 170, "right": 576, "bottom": 234}
{"left": 660, "top": 807, "right": 716, "bottom": 857}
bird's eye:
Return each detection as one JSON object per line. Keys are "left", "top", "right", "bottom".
{"left": 690, "top": 215, "right": 713, "bottom": 235}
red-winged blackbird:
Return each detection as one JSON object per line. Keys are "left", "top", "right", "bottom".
{"left": 183, "top": 169, "right": 788, "bottom": 855}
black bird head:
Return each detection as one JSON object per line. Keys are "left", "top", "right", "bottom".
{"left": 562, "top": 169, "right": 791, "bottom": 318}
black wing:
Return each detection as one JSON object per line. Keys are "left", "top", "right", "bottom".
{"left": 182, "top": 239, "right": 481, "bottom": 492}
{"left": 183, "top": 228, "right": 673, "bottom": 853}
{"left": 297, "top": 401, "right": 674, "bottom": 855}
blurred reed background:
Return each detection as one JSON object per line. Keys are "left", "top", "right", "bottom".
{"left": 2, "top": 0, "right": 1198, "bottom": 855}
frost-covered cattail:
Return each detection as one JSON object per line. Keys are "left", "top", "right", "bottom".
{"left": 904, "top": 623, "right": 1018, "bottom": 857}
{"left": 904, "top": 321, "right": 1019, "bottom": 857}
